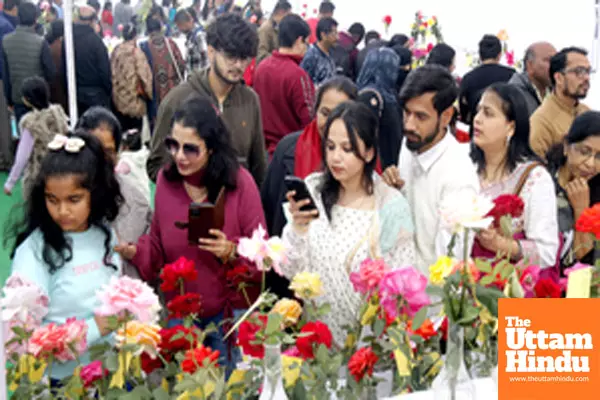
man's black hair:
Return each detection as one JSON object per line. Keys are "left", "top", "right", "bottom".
{"left": 389, "top": 33, "right": 409, "bottom": 48}
{"left": 348, "top": 22, "right": 365, "bottom": 42}
{"left": 319, "top": 0, "right": 335, "bottom": 14}
{"left": 146, "top": 15, "right": 162, "bottom": 33}
{"left": 206, "top": 13, "right": 258, "bottom": 59}
{"left": 316, "top": 17, "right": 337, "bottom": 42}
{"left": 174, "top": 9, "right": 192, "bottom": 24}
{"left": 273, "top": 0, "right": 291, "bottom": 14}
{"left": 364, "top": 30, "right": 380, "bottom": 45}
{"left": 278, "top": 14, "right": 310, "bottom": 48}
{"left": 18, "top": 2, "right": 38, "bottom": 26}
{"left": 3, "top": 0, "right": 21, "bottom": 12}
{"left": 549, "top": 46, "right": 588, "bottom": 87}
{"left": 399, "top": 64, "right": 458, "bottom": 115}
{"left": 478, "top": 34, "right": 502, "bottom": 61}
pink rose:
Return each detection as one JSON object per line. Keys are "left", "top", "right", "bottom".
{"left": 378, "top": 267, "right": 430, "bottom": 318}
{"left": 57, "top": 318, "right": 87, "bottom": 361}
{"left": 96, "top": 276, "right": 161, "bottom": 323}
{"left": 283, "top": 346, "right": 301, "bottom": 358}
{"left": 350, "top": 258, "right": 388, "bottom": 295}
{"left": 519, "top": 265, "right": 541, "bottom": 298}
{"left": 80, "top": 360, "right": 107, "bottom": 387}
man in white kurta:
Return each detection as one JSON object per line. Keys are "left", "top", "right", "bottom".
{"left": 384, "top": 65, "right": 480, "bottom": 274}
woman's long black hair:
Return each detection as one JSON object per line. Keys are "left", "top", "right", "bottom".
{"left": 319, "top": 101, "right": 379, "bottom": 221}
{"left": 164, "top": 95, "right": 239, "bottom": 202}
{"left": 470, "top": 83, "right": 540, "bottom": 175}
{"left": 5, "top": 131, "right": 123, "bottom": 273}
{"left": 547, "top": 110, "right": 600, "bottom": 203}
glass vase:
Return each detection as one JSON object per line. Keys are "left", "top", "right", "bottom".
{"left": 258, "top": 341, "right": 288, "bottom": 400}
{"left": 432, "top": 322, "right": 476, "bottom": 400}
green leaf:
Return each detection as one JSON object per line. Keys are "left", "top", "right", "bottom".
{"left": 474, "top": 259, "right": 493, "bottom": 274}
{"left": 500, "top": 264, "right": 515, "bottom": 280}
{"left": 152, "top": 388, "right": 170, "bottom": 400}
{"left": 373, "top": 316, "right": 385, "bottom": 338}
{"left": 425, "top": 285, "right": 445, "bottom": 298}
{"left": 475, "top": 284, "right": 504, "bottom": 317}
{"left": 293, "top": 381, "right": 307, "bottom": 400}
{"left": 265, "top": 313, "right": 283, "bottom": 336}
{"left": 479, "top": 275, "right": 495, "bottom": 286}
{"left": 104, "top": 351, "right": 119, "bottom": 372}
{"left": 317, "top": 303, "right": 331, "bottom": 316}
{"left": 457, "top": 304, "right": 481, "bottom": 325}
{"left": 411, "top": 306, "right": 428, "bottom": 331}
{"left": 315, "top": 343, "right": 329, "bottom": 365}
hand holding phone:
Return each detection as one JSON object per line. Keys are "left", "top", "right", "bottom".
{"left": 284, "top": 176, "right": 319, "bottom": 230}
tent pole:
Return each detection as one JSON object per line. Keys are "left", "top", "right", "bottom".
{"left": 64, "top": 0, "right": 78, "bottom": 129}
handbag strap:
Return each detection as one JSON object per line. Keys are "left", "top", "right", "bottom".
{"left": 165, "top": 38, "right": 184, "bottom": 83}
{"left": 513, "top": 162, "right": 542, "bottom": 197}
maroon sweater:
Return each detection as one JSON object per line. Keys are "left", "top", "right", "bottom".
{"left": 132, "top": 167, "right": 266, "bottom": 317}
{"left": 253, "top": 51, "right": 315, "bottom": 155}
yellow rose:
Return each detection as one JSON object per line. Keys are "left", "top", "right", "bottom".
{"left": 115, "top": 321, "right": 161, "bottom": 356}
{"left": 429, "top": 256, "right": 455, "bottom": 284}
{"left": 271, "top": 298, "right": 302, "bottom": 326}
{"left": 289, "top": 272, "right": 323, "bottom": 299}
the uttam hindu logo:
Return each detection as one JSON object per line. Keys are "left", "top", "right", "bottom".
{"left": 504, "top": 316, "right": 591, "bottom": 373}
{"left": 498, "top": 298, "right": 600, "bottom": 400}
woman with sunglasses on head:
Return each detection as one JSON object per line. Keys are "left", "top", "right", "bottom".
{"left": 115, "top": 96, "right": 265, "bottom": 373}
{"left": 547, "top": 111, "right": 600, "bottom": 268}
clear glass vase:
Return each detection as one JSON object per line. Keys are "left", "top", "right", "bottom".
{"left": 259, "top": 341, "right": 289, "bottom": 400}
{"left": 432, "top": 322, "right": 476, "bottom": 400}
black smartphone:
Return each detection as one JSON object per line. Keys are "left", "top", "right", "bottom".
{"left": 284, "top": 175, "right": 319, "bottom": 215}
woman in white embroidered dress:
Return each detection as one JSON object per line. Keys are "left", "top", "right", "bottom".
{"left": 281, "top": 101, "right": 415, "bottom": 346}
{"left": 470, "top": 83, "right": 559, "bottom": 272}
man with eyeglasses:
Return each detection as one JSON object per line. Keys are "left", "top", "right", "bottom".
{"left": 147, "top": 13, "right": 267, "bottom": 185}
{"left": 530, "top": 47, "right": 591, "bottom": 159}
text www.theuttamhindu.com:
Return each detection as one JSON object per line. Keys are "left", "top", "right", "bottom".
{"left": 508, "top": 376, "right": 590, "bottom": 383}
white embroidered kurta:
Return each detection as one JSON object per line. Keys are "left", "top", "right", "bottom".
{"left": 281, "top": 173, "right": 415, "bottom": 346}
{"left": 480, "top": 162, "right": 559, "bottom": 268}
{"left": 398, "top": 132, "right": 480, "bottom": 274}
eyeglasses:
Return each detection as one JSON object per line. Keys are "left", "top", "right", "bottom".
{"left": 164, "top": 137, "right": 201, "bottom": 159}
{"left": 563, "top": 66, "right": 592, "bottom": 78}
{"left": 571, "top": 143, "right": 600, "bottom": 164}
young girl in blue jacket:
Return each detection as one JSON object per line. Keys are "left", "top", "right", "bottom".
{"left": 6, "top": 131, "right": 124, "bottom": 381}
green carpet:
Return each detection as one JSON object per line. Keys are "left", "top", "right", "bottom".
{"left": 0, "top": 172, "right": 20, "bottom": 286}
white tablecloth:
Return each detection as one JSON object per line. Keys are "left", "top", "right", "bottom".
{"left": 383, "top": 378, "right": 497, "bottom": 400}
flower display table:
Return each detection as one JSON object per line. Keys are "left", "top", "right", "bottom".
{"left": 384, "top": 378, "right": 497, "bottom": 400}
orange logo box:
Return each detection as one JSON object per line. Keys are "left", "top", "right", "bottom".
{"left": 498, "top": 298, "right": 600, "bottom": 400}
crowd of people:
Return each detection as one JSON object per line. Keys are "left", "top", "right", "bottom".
{"left": 1, "top": 0, "right": 598, "bottom": 377}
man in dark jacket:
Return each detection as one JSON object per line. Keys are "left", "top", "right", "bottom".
{"left": 148, "top": 14, "right": 267, "bottom": 185}
{"left": 68, "top": 6, "right": 111, "bottom": 117}
{"left": 0, "top": 0, "right": 18, "bottom": 170}
{"left": 255, "top": 0, "right": 291, "bottom": 67}
{"left": 253, "top": 14, "right": 314, "bottom": 155}
{"left": 3, "top": 2, "right": 55, "bottom": 122}
{"left": 330, "top": 22, "right": 364, "bottom": 80}
{"left": 508, "top": 41, "right": 556, "bottom": 116}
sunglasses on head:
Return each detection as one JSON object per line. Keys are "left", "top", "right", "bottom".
{"left": 164, "top": 137, "right": 201, "bottom": 158}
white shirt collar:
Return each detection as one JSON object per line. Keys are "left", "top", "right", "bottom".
{"left": 410, "top": 131, "right": 455, "bottom": 173}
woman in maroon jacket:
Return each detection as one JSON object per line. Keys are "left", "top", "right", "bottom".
{"left": 116, "top": 96, "right": 265, "bottom": 373}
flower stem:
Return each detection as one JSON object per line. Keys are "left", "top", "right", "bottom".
{"left": 47, "top": 354, "right": 53, "bottom": 397}
{"left": 179, "top": 278, "right": 185, "bottom": 296}
{"left": 241, "top": 286, "right": 251, "bottom": 308}
{"left": 261, "top": 269, "right": 266, "bottom": 294}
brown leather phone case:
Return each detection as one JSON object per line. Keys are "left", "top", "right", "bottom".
{"left": 187, "top": 187, "right": 225, "bottom": 245}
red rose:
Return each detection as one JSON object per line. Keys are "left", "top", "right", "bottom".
{"left": 301, "top": 12, "right": 306, "bottom": 18}
{"left": 181, "top": 345, "right": 220, "bottom": 374}
{"left": 427, "top": 43, "right": 434, "bottom": 52}
{"left": 534, "top": 278, "right": 562, "bottom": 298}
{"left": 423, "top": 22, "right": 428, "bottom": 28}
{"left": 237, "top": 313, "right": 267, "bottom": 358}
{"left": 576, "top": 204, "right": 600, "bottom": 239}
{"left": 313, "top": 8, "right": 317, "bottom": 14}
{"left": 348, "top": 347, "right": 379, "bottom": 382}
{"left": 382, "top": 15, "right": 392, "bottom": 25}
{"left": 296, "top": 321, "right": 333, "bottom": 360}
{"left": 160, "top": 257, "right": 198, "bottom": 292}
{"left": 486, "top": 194, "right": 525, "bottom": 229}
{"left": 302, "top": 3, "right": 307, "bottom": 7}
{"left": 226, "top": 263, "right": 252, "bottom": 289}
{"left": 160, "top": 325, "right": 201, "bottom": 354}
{"left": 167, "top": 293, "right": 202, "bottom": 319}
{"left": 140, "top": 352, "right": 166, "bottom": 374}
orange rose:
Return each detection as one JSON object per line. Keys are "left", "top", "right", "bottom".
{"left": 271, "top": 298, "right": 302, "bottom": 326}
{"left": 407, "top": 318, "right": 437, "bottom": 341}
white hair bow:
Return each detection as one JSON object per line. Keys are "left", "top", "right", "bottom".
{"left": 47, "top": 134, "right": 86, "bottom": 153}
